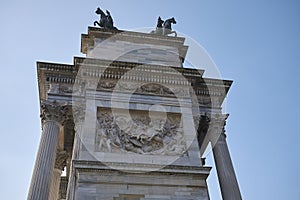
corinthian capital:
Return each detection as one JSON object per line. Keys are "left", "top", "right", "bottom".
{"left": 208, "top": 113, "right": 229, "bottom": 139}
{"left": 199, "top": 113, "right": 230, "bottom": 155}
{"left": 40, "top": 100, "right": 69, "bottom": 124}
{"left": 207, "top": 113, "right": 228, "bottom": 125}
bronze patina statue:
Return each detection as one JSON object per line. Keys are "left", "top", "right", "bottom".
{"left": 94, "top": 7, "right": 118, "bottom": 30}
{"left": 151, "top": 16, "right": 164, "bottom": 35}
{"left": 151, "top": 16, "right": 177, "bottom": 37}
{"left": 162, "top": 17, "right": 177, "bottom": 36}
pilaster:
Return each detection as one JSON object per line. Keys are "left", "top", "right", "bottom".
{"left": 66, "top": 104, "right": 86, "bottom": 200}
{"left": 49, "top": 150, "right": 68, "bottom": 200}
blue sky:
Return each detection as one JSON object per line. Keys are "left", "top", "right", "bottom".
{"left": 1, "top": 0, "right": 300, "bottom": 199}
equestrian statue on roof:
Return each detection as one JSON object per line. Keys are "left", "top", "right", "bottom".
{"left": 151, "top": 16, "right": 177, "bottom": 37}
{"left": 94, "top": 7, "right": 118, "bottom": 30}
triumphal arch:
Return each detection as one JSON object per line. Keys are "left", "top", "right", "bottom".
{"left": 28, "top": 8, "right": 241, "bottom": 200}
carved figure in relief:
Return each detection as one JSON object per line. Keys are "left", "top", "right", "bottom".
{"left": 96, "top": 112, "right": 116, "bottom": 152}
{"left": 95, "top": 111, "right": 186, "bottom": 155}
{"left": 96, "top": 122, "right": 111, "bottom": 152}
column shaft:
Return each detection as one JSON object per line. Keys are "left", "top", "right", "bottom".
{"left": 213, "top": 133, "right": 242, "bottom": 200}
{"left": 27, "top": 121, "right": 60, "bottom": 200}
{"left": 49, "top": 168, "right": 62, "bottom": 200}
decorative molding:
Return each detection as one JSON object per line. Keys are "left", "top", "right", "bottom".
{"left": 97, "top": 80, "right": 117, "bottom": 90}
{"left": 139, "top": 83, "right": 174, "bottom": 96}
{"left": 73, "top": 160, "right": 211, "bottom": 176}
{"left": 48, "top": 83, "right": 85, "bottom": 96}
{"left": 117, "top": 82, "right": 176, "bottom": 96}
{"left": 97, "top": 81, "right": 190, "bottom": 97}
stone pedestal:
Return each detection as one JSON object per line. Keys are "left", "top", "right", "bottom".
{"left": 73, "top": 161, "right": 211, "bottom": 200}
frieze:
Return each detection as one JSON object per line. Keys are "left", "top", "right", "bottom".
{"left": 97, "top": 81, "right": 190, "bottom": 97}
{"left": 95, "top": 110, "right": 186, "bottom": 155}
{"left": 48, "top": 83, "right": 85, "bottom": 96}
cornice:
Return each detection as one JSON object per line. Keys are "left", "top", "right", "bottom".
{"left": 72, "top": 160, "right": 211, "bottom": 176}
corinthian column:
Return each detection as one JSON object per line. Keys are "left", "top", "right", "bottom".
{"left": 212, "top": 114, "right": 242, "bottom": 200}
{"left": 27, "top": 101, "right": 67, "bottom": 200}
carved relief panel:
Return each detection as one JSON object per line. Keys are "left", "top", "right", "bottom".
{"left": 95, "top": 108, "right": 186, "bottom": 156}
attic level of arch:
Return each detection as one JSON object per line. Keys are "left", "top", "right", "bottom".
{"left": 81, "top": 27, "right": 188, "bottom": 57}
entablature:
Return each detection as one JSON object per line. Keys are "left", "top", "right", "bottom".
{"left": 37, "top": 57, "right": 232, "bottom": 109}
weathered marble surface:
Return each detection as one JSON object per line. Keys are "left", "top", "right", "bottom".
{"left": 73, "top": 161, "right": 211, "bottom": 200}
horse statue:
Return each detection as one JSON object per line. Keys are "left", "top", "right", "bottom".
{"left": 163, "top": 17, "right": 177, "bottom": 37}
{"left": 150, "top": 16, "right": 164, "bottom": 35}
{"left": 150, "top": 17, "right": 177, "bottom": 37}
{"left": 94, "top": 7, "right": 118, "bottom": 30}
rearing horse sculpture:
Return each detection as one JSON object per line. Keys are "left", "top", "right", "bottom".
{"left": 94, "top": 7, "right": 118, "bottom": 30}
{"left": 163, "top": 17, "right": 177, "bottom": 37}
{"left": 151, "top": 17, "right": 177, "bottom": 37}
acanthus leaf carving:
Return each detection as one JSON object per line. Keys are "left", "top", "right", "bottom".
{"left": 40, "top": 100, "right": 69, "bottom": 124}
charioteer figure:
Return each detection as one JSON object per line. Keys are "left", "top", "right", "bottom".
{"left": 151, "top": 16, "right": 177, "bottom": 37}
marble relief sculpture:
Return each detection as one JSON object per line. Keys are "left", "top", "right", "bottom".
{"left": 95, "top": 110, "right": 186, "bottom": 155}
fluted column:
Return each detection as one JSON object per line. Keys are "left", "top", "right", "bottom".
{"left": 49, "top": 150, "right": 68, "bottom": 200}
{"left": 212, "top": 115, "right": 242, "bottom": 200}
{"left": 27, "top": 101, "right": 67, "bottom": 200}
